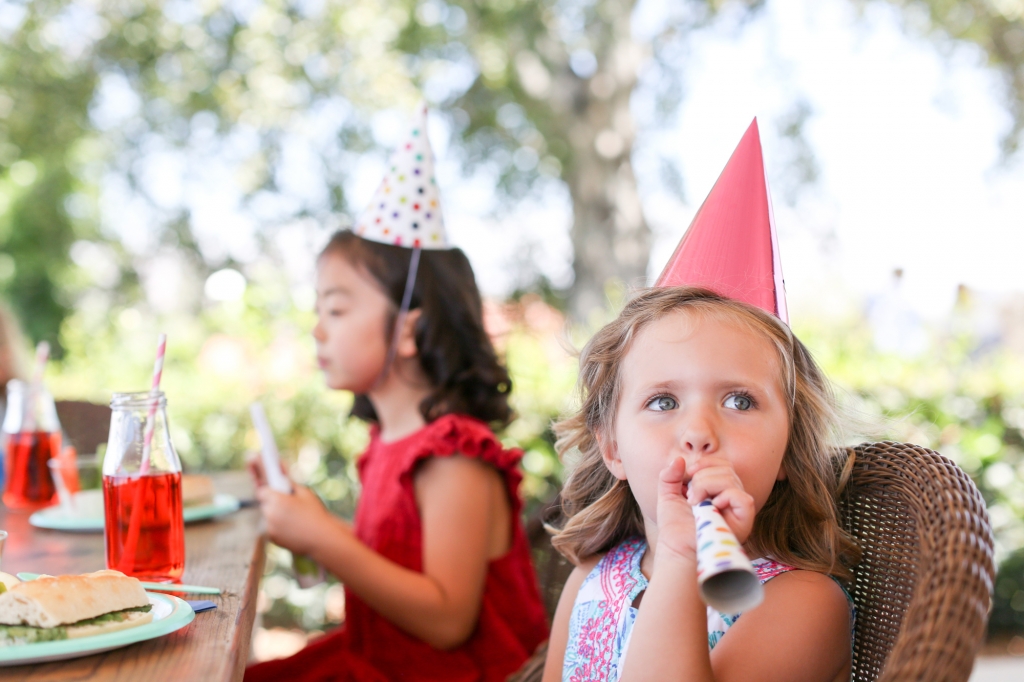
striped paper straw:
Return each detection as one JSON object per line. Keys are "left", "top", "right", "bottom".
{"left": 21, "top": 341, "right": 50, "bottom": 434}
{"left": 121, "top": 333, "right": 167, "bottom": 575}
{"left": 138, "top": 333, "right": 166, "bottom": 477}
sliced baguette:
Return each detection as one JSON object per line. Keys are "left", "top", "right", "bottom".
{"left": 181, "top": 474, "right": 215, "bottom": 507}
{"left": 0, "top": 570, "right": 149, "bottom": 628}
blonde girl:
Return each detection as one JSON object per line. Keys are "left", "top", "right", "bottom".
{"left": 543, "top": 286, "right": 858, "bottom": 682}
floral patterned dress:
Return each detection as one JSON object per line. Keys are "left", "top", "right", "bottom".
{"left": 561, "top": 537, "right": 814, "bottom": 682}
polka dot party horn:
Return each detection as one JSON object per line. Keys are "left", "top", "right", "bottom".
{"left": 693, "top": 499, "right": 764, "bottom": 613}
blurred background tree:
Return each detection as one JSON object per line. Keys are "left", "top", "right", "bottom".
{"left": 4, "top": 0, "right": 1024, "bottom": 338}
{"left": 872, "top": 0, "right": 1024, "bottom": 155}
{"left": 393, "top": 0, "right": 771, "bottom": 319}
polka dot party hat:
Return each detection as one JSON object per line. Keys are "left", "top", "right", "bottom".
{"left": 355, "top": 102, "right": 449, "bottom": 249}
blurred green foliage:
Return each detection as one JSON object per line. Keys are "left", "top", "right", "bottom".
{"left": 992, "top": 547, "right": 1024, "bottom": 636}
{"left": 796, "top": 308, "right": 1024, "bottom": 641}
{"left": 796, "top": 313, "right": 1024, "bottom": 556}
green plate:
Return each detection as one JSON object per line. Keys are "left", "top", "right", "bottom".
{"left": 0, "top": 592, "right": 195, "bottom": 666}
{"left": 29, "top": 491, "right": 242, "bottom": 533}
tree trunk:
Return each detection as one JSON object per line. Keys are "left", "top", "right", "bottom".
{"left": 562, "top": 0, "right": 650, "bottom": 322}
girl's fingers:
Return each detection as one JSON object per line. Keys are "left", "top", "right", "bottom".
{"left": 658, "top": 456, "right": 690, "bottom": 495}
{"left": 711, "top": 487, "right": 755, "bottom": 520}
{"left": 686, "top": 462, "right": 744, "bottom": 504}
{"left": 246, "top": 456, "right": 266, "bottom": 488}
{"left": 711, "top": 487, "right": 756, "bottom": 543}
{"left": 660, "top": 456, "right": 688, "bottom": 482}
{"left": 686, "top": 456, "right": 735, "bottom": 475}
{"left": 686, "top": 471, "right": 733, "bottom": 504}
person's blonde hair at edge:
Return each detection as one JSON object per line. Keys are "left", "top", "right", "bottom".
{"left": 551, "top": 286, "right": 861, "bottom": 582}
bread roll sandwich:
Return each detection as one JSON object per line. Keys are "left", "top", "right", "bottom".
{"left": 0, "top": 572, "right": 19, "bottom": 592}
{"left": 181, "top": 474, "right": 215, "bottom": 507}
{"left": 0, "top": 570, "right": 152, "bottom": 646}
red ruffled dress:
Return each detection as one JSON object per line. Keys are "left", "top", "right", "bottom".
{"left": 245, "top": 413, "right": 549, "bottom": 682}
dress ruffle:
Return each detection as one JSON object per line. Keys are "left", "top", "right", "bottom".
{"left": 394, "top": 414, "right": 524, "bottom": 511}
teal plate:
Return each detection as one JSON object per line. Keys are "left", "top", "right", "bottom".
{"left": 0, "top": 592, "right": 195, "bottom": 666}
{"left": 29, "top": 491, "right": 242, "bottom": 533}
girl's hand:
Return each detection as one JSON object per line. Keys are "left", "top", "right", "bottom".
{"left": 246, "top": 453, "right": 289, "bottom": 490}
{"left": 656, "top": 455, "right": 757, "bottom": 561}
{"left": 655, "top": 456, "right": 700, "bottom": 561}
{"left": 686, "top": 455, "right": 756, "bottom": 545}
{"left": 255, "top": 485, "right": 349, "bottom": 556}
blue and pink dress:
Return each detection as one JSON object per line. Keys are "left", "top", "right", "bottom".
{"left": 561, "top": 537, "right": 840, "bottom": 682}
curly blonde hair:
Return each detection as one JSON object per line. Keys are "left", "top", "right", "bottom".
{"left": 551, "top": 287, "right": 859, "bottom": 580}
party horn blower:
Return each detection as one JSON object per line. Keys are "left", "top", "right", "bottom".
{"left": 249, "top": 402, "right": 325, "bottom": 588}
{"left": 693, "top": 500, "right": 763, "bottom": 613}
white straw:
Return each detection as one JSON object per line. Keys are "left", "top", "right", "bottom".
{"left": 22, "top": 341, "right": 50, "bottom": 434}
{"left": 250, "top": 402, "right": 292, "bottom": 494}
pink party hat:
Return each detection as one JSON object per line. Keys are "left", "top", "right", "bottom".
{"left": 355, "top": 102, "right": 449, "bottom": 249}
{"left": 656, "top": 119, "right": 788, "bottom": 323}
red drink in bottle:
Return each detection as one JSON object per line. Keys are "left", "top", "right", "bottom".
{"left": 3, "top": 431, "right": 62, "bottom": 509}
{"left": 103, "top": 472, "right": 185, "bottom": 582}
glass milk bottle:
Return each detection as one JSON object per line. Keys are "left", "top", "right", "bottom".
{"left": 2, "top": 379, "right": 62, "bottom": 509}
{"left": 103, "top": 391, "right": 185, "bottom": 582}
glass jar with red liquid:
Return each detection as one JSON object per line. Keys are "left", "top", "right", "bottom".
{"left": 103, "top": 391, "right": 185, "bottom": 582}
{"left": 2, "top": 379, "right": 62, "bottom": 510}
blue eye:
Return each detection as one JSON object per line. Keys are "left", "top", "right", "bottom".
{"left": 648, "top": 395, "right": 678, "bottom": 411}
{"left": 724, "top": 393, "right": 754, "bottom": 411}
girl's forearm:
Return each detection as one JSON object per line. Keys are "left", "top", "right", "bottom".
{"left": 619, "top": 551, "right": 715, "bottom": 682}
{"left": 309, "top": 515, "right": 476, "bottom": 649}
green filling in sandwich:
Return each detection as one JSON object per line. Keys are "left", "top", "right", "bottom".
{"left": 0, "top": 604, "right": 152, "bottom": 646}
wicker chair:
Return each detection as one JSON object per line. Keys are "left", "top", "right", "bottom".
{"left": 509, "top": 441, "right": 995, "bottom": 682}
{"left": 841, "top": 441, "right": 993, "bottom": 681}
{"left": 54, "top": 400, "right": 112, "bottom": 456}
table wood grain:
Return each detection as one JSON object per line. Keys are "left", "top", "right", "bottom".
{"left": 0, "top": 471, "right": 266, "bottom": 682}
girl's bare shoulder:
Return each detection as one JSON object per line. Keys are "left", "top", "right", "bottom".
{"left": 575, "top": 553, "right": 604, "bottom": 573}
{"left": 710, "top": 570, "right": 851, "bottom": 682}
{"left": 766, "top": 569, "right": 848, "bottom": 600}
{"left": 759, "top": 569, "right": 850, "bottom": 622}
{"left": 542, "top": 552, "right": 608, "bottom": 682}
{"left": 555, "top": 553, "right": 605, "bottom": 614}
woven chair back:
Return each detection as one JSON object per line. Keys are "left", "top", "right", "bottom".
{"left": 841, "top": 441, "right": 993, "bottom": 682}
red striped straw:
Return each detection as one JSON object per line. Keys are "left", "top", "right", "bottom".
{"left": 138, "top": 333, "right": 167, "bottom": 477}
{"left": 21, "top": 341, "right": 50, "bottom": 434}
{"left": 121, "top": 333, "right": 167, "bottom": 575}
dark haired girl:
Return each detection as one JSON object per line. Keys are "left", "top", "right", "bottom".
{"left": 245, "top": 230, "right": 549, "bottom": 682}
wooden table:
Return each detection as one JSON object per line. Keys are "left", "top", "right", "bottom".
{"left": 0, "top": 472, "right": 266, "bottom": 681}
